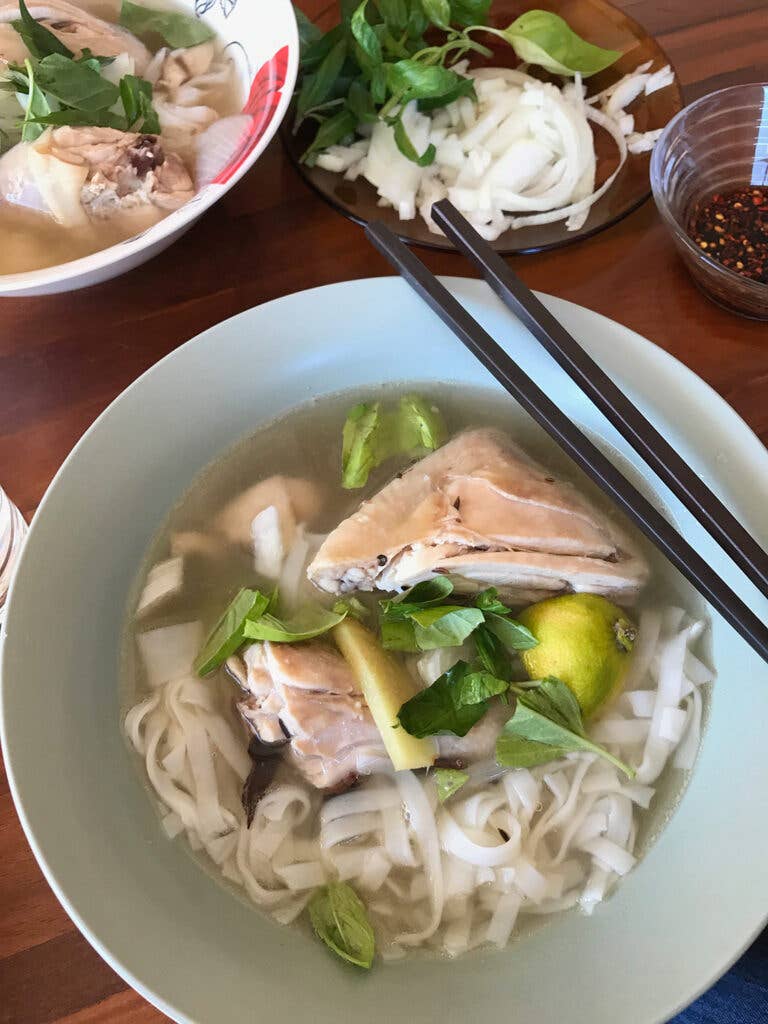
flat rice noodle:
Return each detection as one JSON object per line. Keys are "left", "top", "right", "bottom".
{"left": 439, "top": 808, "right": 521, "bottom": 867}
{"left": 485, "top": 891, "right": 522, "bottom": 947}
{"left": 581, "top": 836, "right": 636, "bottom": 876}
{"left": 395, "top": 771, "right": 444, "bottom": 945}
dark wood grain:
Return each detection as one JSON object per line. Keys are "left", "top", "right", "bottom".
{"left": 1, "top": 2, "right": 767, "bottom": 1021}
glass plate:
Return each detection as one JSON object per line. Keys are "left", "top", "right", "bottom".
{"left": 283, "top": 0, "right": 683, "bottom": 254}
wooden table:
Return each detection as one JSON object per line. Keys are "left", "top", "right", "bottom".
{"left": 1, "top": 2, "right": 766, "bottom": 1021}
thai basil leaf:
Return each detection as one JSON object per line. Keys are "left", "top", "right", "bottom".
{"left": 19, "top": 59, "right": 50, "bottom": 142}
{"left": 416, "top": 74, "right": 475, "bottom": 111}
{"left": 380, "top": 618, "right": 420, "bottom": 652}
{"left": 300, "top": 24, "right": 345, "bottom": 71}
{"left": 12, "top": 0, "right": 73, "bottom": 59}
{"left": 294, "top": 5, "right": 322, "bottom": 50}
{"left": 485, "top": 611, "right": 538, "bottom": 652}
{"left": 497, "top": 678, "right": 634, "bottom": 776}
{"left": 242, "top": 603, "right": 347, "bottom": 643}
{"left": 120, "top": 0, "right": 214, "bottom": 48}
{"left": 473, "top": 587, "right": 509, "bottom": 615}
{"left": 434, "top": 767, "right": 469, "bottom": 802}
{"left": 296, "top": 36, "right": 348, "bottom": 122}
{"left": 386, "top": 58, "right": 465, "bottom": 102}
{"left": 502, "top": 10, "right": 620, "bottom": 78}
{"left": 346, "top": 78, "right": 378, "bottom": 123}
{"left": 341, "top": 393, "right": 446, "bottom": 488}
{"left": 308, "top": 882, "right": 375, "bottom": 969}
{"left": 35, "top": 53, "right": 119, "bottom": 111}
{"left": 301, "top": 107, "right": 357, "bottom": 164}
{"left": 398, "top": 662, "right": 487, "bottom": 737}
{"left": 405, "top": 0, "right": 429, "bottom": 38}
{"left": 473, "top": 622, "right": 511, "bottom": 680}
{"left": 194, "top": 588, "right": 270, "bottom": 676}
{"left": 77, "top": 48, "right": 116, "bottom": 67}
{"left": 450, "top": 0, "right": 491, "bottom": 26}
{"left": 120, "top": 74, "right": 160, "bottom": 133}
{"left": 350, "top": 0, "right": 382, "bottom": 66}
{"left": 370, "top": 63, "right": 387, "bottom": 103}
{"left": 26, "top": 107, "right": 128, "bottom": 129}
{"left": 420, "top": 0, "right": 451, "bottom": 30}
{"left": 398, "top": 660, "right": 505, "bottom": 737}
{"left": 333, "top": 595, "right": 370, "bottom": 621}
{"left": 410, "top": 605, "right": 484, "bottom": 650}
{"left": 381, "top": 577, "right": 455, "bottom": 619}
{"left": 393, "top": 114, "right": 435, "bottom": 164}
{"left": 376, "top": 0, "right": 409, "bottom": 32}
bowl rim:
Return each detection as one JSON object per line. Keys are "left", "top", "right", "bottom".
{"left": 0, "top": 1, "right": 299, "bottom": 294}
{"left": 650, "top": 82, "right": 768, "bottom": 298}
{"left": 3, "top": 279, "right": 768, "bottom": 1023}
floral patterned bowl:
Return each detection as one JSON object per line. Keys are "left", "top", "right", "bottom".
{"left": 0, "top": 0, "right": 298, "bottom": 297}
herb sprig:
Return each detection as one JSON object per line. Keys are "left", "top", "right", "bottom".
{"left": 295, "top": 2, "right": 621, "bottom": 165}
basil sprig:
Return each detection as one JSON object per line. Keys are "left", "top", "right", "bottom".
{"left": 308, "top": 882, "right": 375, "bottom": 968}
{"left": 296, "top": 2, "right": 621, "bottom": 166}
{"left": 380, "top": 582, "right": 537, "bottom": 654}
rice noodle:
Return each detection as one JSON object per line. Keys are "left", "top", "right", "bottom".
{"left": 125, "top": 601, "right": 711, "bottom": 956}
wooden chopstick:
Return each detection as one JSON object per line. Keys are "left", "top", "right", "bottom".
{"left": 364, "top": 219, "right": 768, "bottom": 665}
{"left": 431, "top": 198, "right": 768, "bottom": 603}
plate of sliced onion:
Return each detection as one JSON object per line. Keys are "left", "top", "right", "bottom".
{"left": 284, "top": 0, "right": 682, "bottom": 253}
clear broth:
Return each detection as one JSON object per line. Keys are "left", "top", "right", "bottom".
{"left": 121, "top": 381, "right": 712, "bottom": 955}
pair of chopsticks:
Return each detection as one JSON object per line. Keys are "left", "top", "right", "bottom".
{"left": 365, "top": 199, "right": 768, "bottom": 665}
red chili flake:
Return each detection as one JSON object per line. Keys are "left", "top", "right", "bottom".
{"left": 687, "top": 185, "right": 768, "bottom": 284}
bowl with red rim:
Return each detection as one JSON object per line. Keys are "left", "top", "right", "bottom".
{"left": 0, "top": 0, "right": 298, "bottom": 297}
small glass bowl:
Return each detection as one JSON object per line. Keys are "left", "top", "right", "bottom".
{"left": 650, "top": 84, "right": 768, "bottom": 320}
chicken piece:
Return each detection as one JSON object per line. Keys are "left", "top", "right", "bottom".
{"left": 145, "top": 41, "right": 232, "bottom": 164}
{"left": 0, "top": 0, "right": 152, "bottom": 72}
{"left": 308, "top": 428, "right": 648, "bottom": 604}
{"left": 229, "top": 641, "right": 382, "bottom": 790}
{"left": 215, "top": 475, "right": 323, "bottom": 579}
{"left": 228, "top": 639, "right": 507, "bottom": 789}
{"left": 45, "top": 128, "right": 195, "bottom": 216}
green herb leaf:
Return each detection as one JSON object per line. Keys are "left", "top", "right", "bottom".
{"left": 301, "top": 106, "right": 357, "bottom": 164}
{"left": 370, "top": 62, "right": 387, "bottom": 103}
{"left": 485, "top": 611, "right": 538, "bottom": 652}
{"left": 420, "top": 0, "right": 451, "bottom": 30}
{"left": 346, "top": 78, "right": 378, "bottom": 123}
{"left": 434, "top": 767, "right": 469, "bottom": 802}
{"left": 300, "top": 23, "right": 345, "bottom": 70}
{"left": 393, "top": 113, "right": 436, "bottom": 165}
{"left": 398, "top": 660, "right": 499, "bottom": 737}
{"left": 26, "top": 107, "right": 128, "bottom": 129}
{"left": 119, "top": 74, "right": 159, "bottom": 132}
{"left": 410, "top": 605, "right": 484, "bottom": 649}
{"left": 473, "top": 587, "right": 509, "bottom": 615}
{"left": 243, "top": 603, "right": 347, "bottom": 643}
{"left": 380, "top": 577, "right": 455, "bottom": 620}
{"left": 380, "top": 618, "right": 420, "bottom": 651}
{"left": 386, "top": 58, "right": 464, "bottom": 103}
{"left": 502, "top": 10, "right": 620, "bottom": 78}
{"left": 459, "top": 668, "right": 509, "bottom": 703}
{"left": 19, "top": 58, "right": 50, "bottom": 142}
{"left": 296, "top": 36, "right": 347, "bottom": 122}
{"left": 450, "top": 0, "right": 491, "bottom": 27}
{"left": 12, "top": 0, "right": 73, "bottom": 59}
{"left": 35, "top": 53, "right": 119, "bottom": 111}
{"left": 350, "top": 0, "right": 383, "bottom": 66}
{"left": 120, "top": 0, "right": 214, "bottom": 48}
{"left": 294, "top": 5, "right": 322, "bottom": 50}
{"left": 340, "top": 393, "right": 446, "bottom": 488}
{"left": 416, "top": 74, "right": 475, "bottom": 111}
{"left": 496, "top": 678, "right": 635, "bottom": 776}
{"left": 376, "top": 0, "right": 409, "bottom": 32}
{"left": 308, "top": 882, "right": 375, "bottom": 969}
{"left": 333, "top": 595, "right": 370, "bottom": 621}
{"left": 473, "top": 622, "right": 511, "bottom": 679}
{"left": 194, "top": 588, "right": 270, "bottom": 676}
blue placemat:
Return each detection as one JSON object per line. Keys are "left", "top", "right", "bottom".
{"left": 673, "top": 927, "right": 768, "bottom": 1023}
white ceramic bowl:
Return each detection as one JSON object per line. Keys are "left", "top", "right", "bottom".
{"left": 0, "top": 0, "right": 298, "bottom": 297}
{"left": 2, "top": 279, "right": 767, "bottom": 1023}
